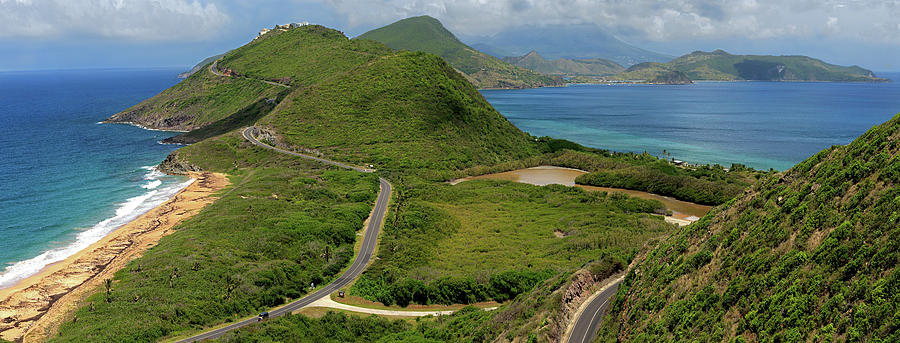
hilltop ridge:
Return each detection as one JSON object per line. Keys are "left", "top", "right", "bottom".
{"left": 356, "top": 15, "right": 562, "bottom": 89}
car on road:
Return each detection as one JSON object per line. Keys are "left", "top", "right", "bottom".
{"left": 257, "top": 312, "right": 269, "bottom": 321}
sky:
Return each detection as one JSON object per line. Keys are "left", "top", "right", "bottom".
{"left": 1, "top": 0, "right": 899, "bottom": 71}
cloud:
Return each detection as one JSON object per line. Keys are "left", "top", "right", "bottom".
{"left": 315, "top": 0, "right": 900, "bottom": 44}
{"left": 0, "top": 0, "right": 229, "bottom": 41}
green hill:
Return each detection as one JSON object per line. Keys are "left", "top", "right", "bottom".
{"left": 356, "top": 16, "right": 562, "bottom": 89}
{"left": 598, "top": 113, "right": 900, "bottom": 342}
{"left": 502, "top": 50, "right": 625, "bottom": 76}
{"left": 103, "top": 66, "right": 283, "bottom": 131}
{"left": 605, "top": 62, "right": 693, "bottom": 84}
{"left": 667, "top": 49, "right": 888, "bottom": 81}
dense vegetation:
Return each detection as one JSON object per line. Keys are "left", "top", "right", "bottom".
{"left": 222, "top": 258, "right": 625, "bottom": 343}
{"left": 350, "top": 179, "right": 671, "bottom": 306}
{"left": 356, "top": 15, "right": 562, "bottom": 89}
{"left": 660, "top": 49, "right": 887, "bottom": 81}
{"left": 52, "top": 133, "right": 380, "bottom": 342}
{"left": 598, "top": 113, "right": 900, "bottom": 342}
{"left": 454, "top": 148, "right": 763, "bottom": 206}
{"left": 575, "top": 160, "right": 756, "bottom": 205}
{"left": 502, "top": 50, "right": 625, "bottom": 76}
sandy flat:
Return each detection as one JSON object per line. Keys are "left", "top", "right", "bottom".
{"left": 0, "top": 172, "right": 229, "bottom": 342}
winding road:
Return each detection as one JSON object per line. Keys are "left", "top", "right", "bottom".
{"left": 209, "top": 60, "right": 290, "bottom": 88}
{"left": 175, "top": 127, "right": 389, "bottom": 342}
{"left": 566, "top": 278, "right": 623, "bottom": 343}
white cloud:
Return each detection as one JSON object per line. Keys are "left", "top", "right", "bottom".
{"left": 0, "top": 0, "right": 229, "bottom": 40}
{"left": 316, "top": 0, "right": 900, "bottom": 44}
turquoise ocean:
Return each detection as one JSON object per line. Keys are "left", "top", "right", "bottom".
{"left": 482, "top": 73, "right": 900, "bottom": 171}
{"left": 0, "top": 69, "right": 186, "bottom": 288}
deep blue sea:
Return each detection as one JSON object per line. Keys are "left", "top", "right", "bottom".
{"left": 482, "top": 74, "right": 900, "bottom": 171}
{"left": 0, "top": 69, "right": 188, "bottom": 288}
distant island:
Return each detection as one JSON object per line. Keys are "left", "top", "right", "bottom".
{"left": 501, "top": 49, "right": 888, "bottom": 84}
{"left": 356, "top": 16, "right": 563, "bottom": 89}
{"left": 606, "top": 49, "right": 889, "bottom": 83}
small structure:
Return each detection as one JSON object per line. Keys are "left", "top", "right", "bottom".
{"left": 290, "top": 21, "right": 309, "bottom": 28}
{"left": 338, "top": 291, "right": 345, "bottom": 298}
{"left": 258, "top": 28, "right": 270, "bottom": 36}
{"left": 673, "top": 160, "right": 685, "bottom": 166}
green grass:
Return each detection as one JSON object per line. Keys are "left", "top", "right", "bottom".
{"left": 105, "top": 67, "right": 281, "bottom": 131}
{"left": 350, "top": 178, "right": 673, "bottom": 306}
{"left": 51, "top": 134, "right": 380, "bottom": 342}
{"left": 219, "top": 25, "right": 394, "bottom": 87}
{"left": 259, "top": 50, "right": 541, "bottom": 176}
{"left": 356, "top": 15, "right": 561, "bottom": 89}
{"left": 597, "top": 113, "right": 900, "bottom": 342}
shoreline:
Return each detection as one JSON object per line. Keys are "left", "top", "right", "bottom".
{"left": 0, "top": 172, "right": 229, "bottom": 342}
{"left": 98, "top": 120, "right": 190, "bottom": 133}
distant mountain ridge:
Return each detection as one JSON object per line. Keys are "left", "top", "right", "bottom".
{"left": 177, "top": 53, "right": 225, "bottom": 78}
{"left": 356, "top": 16, "right": 562, "bottom": 89}
{"left": 463, "top": 24, "right": 673, "bottom": 67}
{"left": 667, "top": 49, "right": 888, "bottom": 82}
{"left": 502, "top": 50, "right": 625, "bottom": 76}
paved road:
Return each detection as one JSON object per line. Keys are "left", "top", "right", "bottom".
{"left": 566, "top": 279, "right": 622, "bottom": 343}
{"left": 209, "top": 60, "right": 290, "bottom": 88}
{"left": 175, "top": 127, "right": 390, "bottom": 342}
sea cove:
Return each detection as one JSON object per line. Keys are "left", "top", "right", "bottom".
{"left": 482, "top": 74, "right": 900, "bottom": 171}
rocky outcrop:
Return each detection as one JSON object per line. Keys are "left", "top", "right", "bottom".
{"left": 103, "top": 107, "right": 198, "bottom": 132}
{"left": 158, "top": 153, "right": 202, "bottom": 175}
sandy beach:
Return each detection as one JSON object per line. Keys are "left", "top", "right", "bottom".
{"left": 0, "top": 172, "right": 229, "bottom": 342}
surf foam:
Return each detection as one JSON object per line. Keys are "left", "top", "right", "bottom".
{"left": 0, "top": 167, "right": 194, "bottom": 289}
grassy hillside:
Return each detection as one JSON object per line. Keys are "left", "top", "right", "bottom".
{"left": 258, "top": 49, "right": 541, "bottom": 176}
{"left": 598, "top": 113, "right": 900, "bottom": 342}
{"left": 218, "top": 25, "right": 394, "bottom": 87}
{"left": 503, "top": 50, "right": 625, "bottom": 76}
{"left": 52, "top": 134, "right": 380, "bottom": 342}
{"left": 668, "top": 50, "right": 888, "bottom": 81}
{"left": 350, "top": 179, "right": 671, "bottom": 307}
{"left": 104, "top": 68, "right": 282, "bottom": 131}
{"left": 356, "top": 16, "right": 562, "bottom": 89}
